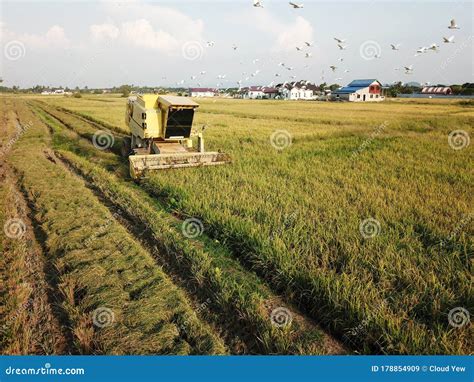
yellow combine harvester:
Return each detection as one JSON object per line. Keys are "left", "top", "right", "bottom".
{"left": 123, "top": 94, "right": 230, "bottom": 179}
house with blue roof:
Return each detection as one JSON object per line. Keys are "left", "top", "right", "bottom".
{"left": 331, "top": 79, "right": 384, "bottom": 102}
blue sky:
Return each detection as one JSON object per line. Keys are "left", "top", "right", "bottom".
{"left": 1, "top": 0, "right": 472, "bottom": 88}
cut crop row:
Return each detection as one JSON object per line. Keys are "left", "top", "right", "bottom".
{"left": 6, "top": 99, "right": 225, "bottom": 355}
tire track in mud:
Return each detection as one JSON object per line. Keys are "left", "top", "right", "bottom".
{"left": 32, "top": 101, "right": 347, "bottom": 355}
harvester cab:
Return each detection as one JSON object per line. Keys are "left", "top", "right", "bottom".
{"left": 123, "top": 94, "right": 230, "bottom": 179}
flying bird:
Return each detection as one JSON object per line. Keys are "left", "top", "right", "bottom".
{"left": 390, "top": 44, "right": 400, "bottom": 50}
{"left": 329, "top": 65, "right": 337, "bottom": 72}
{"left": 443, "top": 36, "right": 455, "bottom": 43}
{"left": 206, "top": 41, "right": 215, "bottom": 47}
{"left": 232, "top": 44, "right": 238, "bottom": 50}
{"left": 304, "top": 42, "right": 313, "bottom": 47}
{"left": 404, "top": 65, "right": 414, "bottom": 74}
{"left": 305, "top": 52, "right": 312, "bottom": 58}
{"left": 253, "top": 0, "right": 264, "bottom": 8}
{"left": 334, "top": 37, "right": 346, "bottom": 44}
{"left": 448, "top": 19, "right": 460, "bottom": 29}
{"left": 289, "top": 2, "right": 304, "bottom": 8}
{"left": 337, "top": 57, "right": 344, "bottom": 62}
{"left": 337, "top": 44, "right": 347, "bottom": 50}
{"left": 416, "top": 46, "right": 428, "bottom": 54}
{"left": 428, "top": 43, "right": 440, "bottom": 52}
{"left": 296, "top": 46, "right": 302, "bottom": 51}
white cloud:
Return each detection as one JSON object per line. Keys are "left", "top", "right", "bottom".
{"left": 0, "top": 24, "right": 70, "bottom": 49}
{"left": 121, "top": 19, "right": 178, "bottom": 51}
{"left": 90, "top": 23, "right": 120, "bottom": 42}
{"left": 103, "top": 1, "right": 205, "bottom": 50}
{"left": 275, "top": 17, "right": 313, "bottom": 51}
{"left": 251, "top": 11, "right": 314, "bottom": 52}
{"left": 21, "top": 25, "right": 70, "bottom": 48}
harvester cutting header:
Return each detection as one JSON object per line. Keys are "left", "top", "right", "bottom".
{"left": 123, "top": 94, "right": 230, "bottom": 178}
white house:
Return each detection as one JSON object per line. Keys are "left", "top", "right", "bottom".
{"left": 332, "top": 79, "right": 384, "bottom": 102}
{"left": 189, "top": 88, "right": 216, "bottom": 97}
{"left": 240, "top": 86, "right": 265, "bottom": 99}
{"left": 278, "top": 81, "right": 319, "bottom": 100}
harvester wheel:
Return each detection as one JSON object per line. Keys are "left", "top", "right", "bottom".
{"left": 121, "top": 137, "right": 131, "bottom": 158}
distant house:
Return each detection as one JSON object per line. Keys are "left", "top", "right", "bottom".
{"left": 332, "top": 79, "right": 384, "bottom": 102}
{"left": 189, "top": 88, "right": 216, "bottom": 97}
{"left": 263, "top": 87, "right": 279, "bottom": 99}
{"left": 278, "top": 81, "right": 319, "bottom": 100}
{"left": 239, "top": 86, "right": 264, "bottom": 99}
{"left": 421, "top": 86, "right": 452, "bottom": 95}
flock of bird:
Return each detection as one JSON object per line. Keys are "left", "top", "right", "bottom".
{"left": 173, "top": 2, "right": 462, "bottom": 90}
{"left": 253, "top": 1, "right": 304, "bottom": 9}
